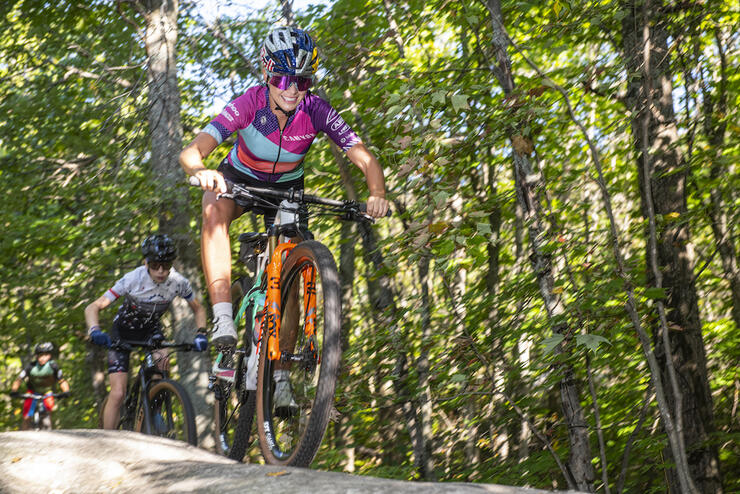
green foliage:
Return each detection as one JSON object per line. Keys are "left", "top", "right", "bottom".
{"left": 1, "top": 1, "right": 737, "bottom": 493}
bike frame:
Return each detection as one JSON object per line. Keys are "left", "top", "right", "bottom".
{"left": 15, "top": 392, "right": 63, "bottom": 430}
{"left": 212, "top": 199, "right": 318, "bottom": 381}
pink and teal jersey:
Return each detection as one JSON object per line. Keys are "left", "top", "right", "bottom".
{"left": 202, "top": 85, "right": 361, "bottom": 183}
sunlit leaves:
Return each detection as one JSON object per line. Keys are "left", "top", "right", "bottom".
{"left": 450, "top": 94, "right": 469, "bottom": 112}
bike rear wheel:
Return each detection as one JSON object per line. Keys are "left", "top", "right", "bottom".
{"left": 136, "top": 379, "right": 197, "bottom": 446}
{"left": 256, "top": 240, "right": 342, "bottom": 467}
{"left": 213, "top": 355, "right": 256, "bottom": 460}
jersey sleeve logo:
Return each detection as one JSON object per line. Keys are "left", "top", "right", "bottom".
{"left": 326, "top": 109, "right": 348, "bottom": 133}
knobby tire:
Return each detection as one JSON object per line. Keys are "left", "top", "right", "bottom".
{"left": 256, "top": 240, "right": 342, "bottom": 467}
{"left": 136, "top": 379, "right": 197, "bottom": 446}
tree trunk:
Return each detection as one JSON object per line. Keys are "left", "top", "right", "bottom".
{"left": 486, "top": 1, "right": 595, "bottom": 490}
{"left": 337, "top": 219, "right": 356, "bottom": 472}
{"left": 698, "top": 31, "right": 740, "bottom": 329}
{"left": 141, "top": 0, "right": 213, "bottom": 449}
{"left": 416, "top": 249, "right": 437, "bottom": 480}
{"left": 620, "top": 2, "right": 722, "bottom": 492}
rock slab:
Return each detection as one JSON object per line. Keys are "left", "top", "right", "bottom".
{"left": 0, "top": 430, "right": 586, "bottom": 494}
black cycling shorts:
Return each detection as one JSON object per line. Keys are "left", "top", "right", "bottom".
{"left": 218, "top": 159, "right": 307, "bottom": 229}
{"left": 107, "top": 304, "right": 162, "bottom": 374}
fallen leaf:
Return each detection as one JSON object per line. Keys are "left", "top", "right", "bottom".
{"left": 267, "top": 470, "right": 290, "bottom": 477}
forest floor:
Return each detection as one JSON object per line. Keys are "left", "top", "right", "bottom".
{"left": 0, "top": 430, "right": 587, "bottom": 493}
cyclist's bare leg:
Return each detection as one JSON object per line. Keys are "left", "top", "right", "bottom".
{"left": 201, "top": 191, "right": 242, "bottom": 304}
{"left": 103, "top": 372, "right": 128, "bottom": 430}
{"left": 20, "top": 416, "right": 31, "bottom": 431}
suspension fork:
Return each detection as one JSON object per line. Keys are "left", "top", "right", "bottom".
{"left": 138, "top": 368, "right": 152, "bottom": 434}
{"left": 303, "top": 265, "right": 317, "bottom": 346}
{"left": 265, "top": 242, "right": 295, "bottom": 360}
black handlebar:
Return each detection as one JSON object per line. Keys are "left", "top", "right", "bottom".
{"left": 109, "top": 339, "right": 193, "bottom": 352}
{"left": 9, "top": 391, "right": 69, "bottom": 399}
{"left": 188, "top": 176, "right": 392, "bottom": 218}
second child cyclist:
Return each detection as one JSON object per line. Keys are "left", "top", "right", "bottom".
{"left": 180, "top": 26, "right": 389, "bottom": 347}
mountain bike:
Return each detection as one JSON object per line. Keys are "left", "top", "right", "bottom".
{"left": 196, "top": 177, "right": 387, "bottom": 467}
{"left": 9, "top": 391, "right": 68, "bottom": 430}
{"left": 98, "top": 337, "right": 198, "bottom": 446}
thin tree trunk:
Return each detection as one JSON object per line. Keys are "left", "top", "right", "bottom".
{"left": 485, "top": 1, "right": 594, "bottom": 490}
{"left": 416, "top": 252, "right": 437, "bottom": 480}
{"left": 140, "top": 0, "right": 213, "bottom": 448}
{"left": 621, "top": 2, "right": 721, "bottom": 492}
{"left": 699, "top": 29, "right": 740, "bottom": 329}
{"left": 337, "top": 219, "right": 356, "bottom": 472}
{"left": 85, "top": 342, "right": 108, "bottom": 407}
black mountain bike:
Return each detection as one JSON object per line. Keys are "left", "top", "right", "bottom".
{"left": 200, "top": 178, "right": 387, "bottom": 467}
{"left": 9, "top": 391, "right": 68, "bottom": 430}
{"left": 99, "top": 337, "right": 198, "bottom": 445}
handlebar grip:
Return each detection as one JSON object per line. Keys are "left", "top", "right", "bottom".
{"left": 359, "top": 203, "right": 393, "bottom": 217}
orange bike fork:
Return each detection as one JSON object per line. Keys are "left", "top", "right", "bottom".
{"left": 265, "top": 243, "right": 295, "bottom": 361}
{"left": 303, "top": 266, "right": 317, "bottom": 346}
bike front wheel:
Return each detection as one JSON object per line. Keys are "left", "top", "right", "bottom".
{"left": 256, "top": 240, "right": 342, "bottom": 467}
{"left": 136, "top": 379, "right": 197, "bottom": 446}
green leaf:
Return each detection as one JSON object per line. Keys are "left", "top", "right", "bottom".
{"left": 451, "top": 94, "right": 469, "bottom": 112}
{"left": 386, "top": 105, "right": 403, "bottom": 117}
{"left": 435, "top": 239, "right": 456, "bottom": 256}
{"left": 542, "top": 334, "right": 565, "bottom": 355}
{"left": 451, "top": 373, "right": 467, "bottom": 383}
{"left": 432, "top": 191, "right": 449, "bottom": 207}
{"left": 432, "top": 90, "right": 446, "bottom": 105}
{"left": 575, "top": 334, "right": 611, "bottom": 353}
{"left": 477, "top": 223, "right": 492, "bottom": 235}
{"left": 644, "top": 287, "right": 666, "bottom": 299}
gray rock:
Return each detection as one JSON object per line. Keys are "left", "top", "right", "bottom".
{"left": 0, "top": 430, "right": 586, "bottom": 494}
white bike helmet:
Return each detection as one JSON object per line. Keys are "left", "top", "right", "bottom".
{"left": 260, "top": 26, "right": 318, "bottom": 77}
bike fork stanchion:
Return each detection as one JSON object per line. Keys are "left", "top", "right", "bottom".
{"left": 139, "top": 373, "right": 152, "bottom": 434}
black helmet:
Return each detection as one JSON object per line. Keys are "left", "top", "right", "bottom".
{"left": 141, "top": 234, "right": 176, "bottom": 263}
{"left": 34, "top": 342, "right": 54, "bottom": 355}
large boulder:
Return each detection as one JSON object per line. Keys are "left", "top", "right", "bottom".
{"left": 0, "top": 430, "right": 586, "bottom": 494}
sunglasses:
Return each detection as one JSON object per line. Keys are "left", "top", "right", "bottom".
{"left": 268, "top": 74, "right": 313, "bottom": 91}
{"left": 149, "top": 261, "right": 172, "bottom": 271}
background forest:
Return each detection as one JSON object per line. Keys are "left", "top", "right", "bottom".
{"left": 0, "top": 0, "right": 737, "bottom": 493}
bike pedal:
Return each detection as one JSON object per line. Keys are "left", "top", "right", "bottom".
{"left": 274, "top": 406, "right": 298, "bottom": 420}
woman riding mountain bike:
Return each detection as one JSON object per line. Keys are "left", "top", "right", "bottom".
{"left": 179, "top": 25, "right": 389, "bottom": 350}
